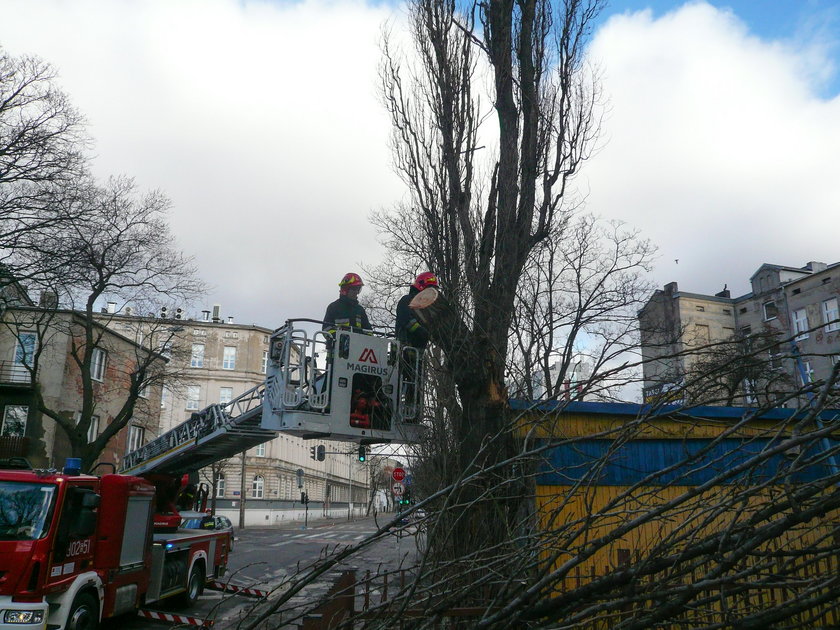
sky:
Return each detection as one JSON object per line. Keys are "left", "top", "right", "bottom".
{"left": 1, "top": 0, "right": 839, "bottom": 328}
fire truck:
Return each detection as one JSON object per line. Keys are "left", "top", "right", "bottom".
{"left": 0, "top": 458, "right": 229, "bottom": 630}
{"left": 0, "top": 320, "right": 427, "bottom": 630}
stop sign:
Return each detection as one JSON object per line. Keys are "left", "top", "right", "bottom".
{"left": 392, "top": 467, "right": 406, "bottom": 482}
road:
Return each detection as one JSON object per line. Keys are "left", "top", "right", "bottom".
{"left": 105, "top": 513, "right": 421, "bottom": 630}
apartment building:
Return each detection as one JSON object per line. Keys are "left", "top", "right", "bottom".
{"left": 0, "top": 304, "right": 164, "bottom": 469}
{"left": 639, "top": 261, "right": 840, "bottom": 405}
{"left": 102, "top": 306, "right": 369, "bottom": 516}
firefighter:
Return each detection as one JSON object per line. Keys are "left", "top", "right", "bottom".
{"left": 396, "top": 272, "right": 438, "bottom": 349}
{"left": 323, "top": 272, "right": 372, "bottom": 334}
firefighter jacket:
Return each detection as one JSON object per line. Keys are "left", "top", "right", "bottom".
{"left": 323, "top": 295, "right": 371, "bottom": 334}
{"left": 396, "top": 287, "right": 430, "bottom": 349}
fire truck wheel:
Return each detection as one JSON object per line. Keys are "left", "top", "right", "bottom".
{"left": 67, "top": 592, "right": 99, "bottom": 630}
{"left": 179, "top": 562, "right": 205, "bottom": 606}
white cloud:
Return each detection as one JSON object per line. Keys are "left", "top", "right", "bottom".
{"left": 584, "top": 1, "right": 840, "bottom": 298}
{"left": 0, "top": 0, "right": 404, "bottom": 326}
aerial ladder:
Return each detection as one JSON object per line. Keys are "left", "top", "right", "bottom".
{"left": 121, "top": 320, "right": 425, "bottom": 477}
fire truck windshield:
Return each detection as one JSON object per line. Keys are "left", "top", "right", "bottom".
{"left": 0, "top": 482, "right": 56, "bottom": 541}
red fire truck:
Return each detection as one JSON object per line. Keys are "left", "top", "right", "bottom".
{"left": 0, "top": 459, "right": 230, "bottom": 630}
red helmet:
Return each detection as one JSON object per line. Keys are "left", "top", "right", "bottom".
{"left": 339, "top": 273, "right": 364, "bottom": 295}
{"left": 413, "top": 272, "right": 439, "bottom": 291}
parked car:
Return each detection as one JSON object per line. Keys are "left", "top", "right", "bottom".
{"left": 181, "top": 513, "right": 236, "bottom": 550}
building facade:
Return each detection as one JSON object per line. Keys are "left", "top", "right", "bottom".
{"left": 0, "top": 306, "right": 164, "bottom": 469}
{"left": 639, "top": 261, "right": 840, "bottom": 405}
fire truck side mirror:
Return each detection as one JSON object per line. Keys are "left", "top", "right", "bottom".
{"left": 81, "top": 492, "right": 101, "bottom": 509}
{"left": 74, "top": 510, "right": 97, "bottom": 539}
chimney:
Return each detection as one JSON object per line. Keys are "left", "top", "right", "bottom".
{"left": 38, "top": 290, "right": 58, "bottom": 309}
{"left": 212, "top": 304, "right": 221, "bottom": 323}
{"left": 202, "top": 310, "right": 210, "bottom": 322}
{"left": 227, "top": 316, "right": 234, "bottom": 324}
{"left": 106, "top": 301, "right": 117, "bottom": 314}
{"left": 805, "top": 261, "right": 827, "bottom": 273}
{"left": 664, "top": 282, "right": 678, "bottom": 295}
{"left": 715, "top": 284, "right": 730, "bottom": 298}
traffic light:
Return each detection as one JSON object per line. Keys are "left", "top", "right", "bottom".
{"left": 357, "top": 445, "right": 367, "bottom": 462}
{"left": 310, "top": 445, "right": 326, "bottom": 461}
{"left": 300, "top": 491, "right": 309, "bottom": 505}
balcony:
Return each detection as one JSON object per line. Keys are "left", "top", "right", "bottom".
{"left": 0, "top": 436, "right": 30, "bottom": 459}
{"left": 0, "top": 362, "right": 34, "bottom": 386}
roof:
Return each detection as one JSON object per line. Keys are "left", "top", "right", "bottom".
{"left": 509, "top": 399, "right": 840, "bottom": 422}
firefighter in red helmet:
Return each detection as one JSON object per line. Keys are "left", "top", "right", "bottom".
{"left": 396, "top": 272, "right": 438, "bottom": 349}
{"left": 323, "top": 272, "right": 371, "bottom": 335}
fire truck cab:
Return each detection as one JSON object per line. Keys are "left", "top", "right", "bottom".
{"left": 0, "top": 462, "right": 230, "bottom": 630}
{"left": 261, "top": 320, "right": 425, "bottom": 443}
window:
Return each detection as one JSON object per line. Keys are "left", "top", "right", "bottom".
{"left": 799, "top": 361, "right": 815, "bottom": 386}
{"left": 161, "top": 386, "right": 170, "bottom": 409}
{"left": 695, "top": 305, "right": 705, "bottom": 312}
{"left": 91, "top": 347, "right": 107, "bottom": 381}
{"left": 252, "top": 475, "right": 264, "bottom": 499}
{"left": 219, "top": 387, "right": 233, "bottom": 405}
{"left": 722, "top": 308, "right": 731, "bottom": 315}
{"left": 740, "top": 325, "right": 752, "bottom": 337}
{"left": 138, "top": 382, "right": 149, "bottom": 399}
{"left": 159, "top": 341, "right": 172, "bottom": 359}
{"left": 186, "top": 385, "right": 201, "bottom": 410}
{"left": 87, "top": 415, "right": 100, "bottom": 443}
{"left": 763, "top": 301, "right": 778, "bottom": 321}
{"left": 190, "top": 343, "right": 205, "bottom": 368}
{"left": 256, "top": 443, "right": 266, "bottom": 457}
{"left": 1, "top": 406, "right": 28, "bottom": 437}
{"left": 793, "top": 308, "right": 809, "bottom": 341}
{"left": 216, "top": 473, "right": 226, "bottom": 498}
{"left": 769, "top": 350, "right": 783, "bottom": 370}
{"left": 822, "top": 298, "right": 839, "bottom": 332}
{"left": 75, "top": 412, "right": 100, "bottom": 443}
{"left": 11, "top": 332, "right": 36, "bottom": 381}
{"left": 742, "top": 380, "right": 757, "bottom": 406}
{"left": 127, "top": 425, "right": 145, "bottom": 452}
{"left": 694, "top": 324, "right": 710, "bottom": 344}
{"left": 261, "top": 350, "right": 268, "bottom": 374}
{"left": 14, "top": 332, "right": 36, "bottom": 367}
{"left": 739, "top": 307, "right": 748, "bottom": 314}
{"left": 222, "top": 346, "right": 236, "bottom": 370}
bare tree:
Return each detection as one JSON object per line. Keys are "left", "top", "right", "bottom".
{"left": 0, "top": 46, "right": 89, "bottom": 284}
{"left": 1, "top": 176, "right": 206, "bottom": 471}
{"left": 508, "top": 215, "right": 655, "bottom": 402}
{"left": 375, "top": 0, "right": 609, "bottom": 567}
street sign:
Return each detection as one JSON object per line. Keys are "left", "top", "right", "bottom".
{"left": 404, "top": 474, "right": 413, "bottom": 486}
{"left": 296, "top": 468, "right": 304, "bottom": 488}
{"left": 392, "top": 482, "right": 405, "bottom": 496}
{"left": 392, "top": 467, "right": 406, "bottom": 482}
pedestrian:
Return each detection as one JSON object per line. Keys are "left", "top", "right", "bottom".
{"left": 323, "top": 272, "right": 372, "bottom": 335}
{"left": 395, "top": 272, "right": 438, "bottom": 349}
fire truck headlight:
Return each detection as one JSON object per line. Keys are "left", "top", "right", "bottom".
{"left": 3, "top": 609, "right": 44, "bottom": 624}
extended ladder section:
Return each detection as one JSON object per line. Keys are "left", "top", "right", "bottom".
{"left": 121, "top": 385, "right": 276, "bottom": 476}
{"left": 260, "top": 320, "right": 425, "bottom": 443}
